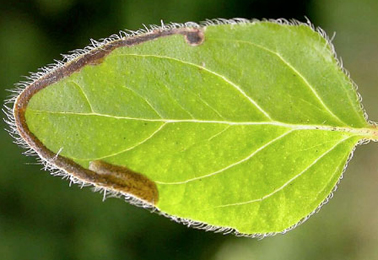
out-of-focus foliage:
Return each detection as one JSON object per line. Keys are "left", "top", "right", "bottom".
{"left": 1, "top": 0, "right": 378, "bottom": 259}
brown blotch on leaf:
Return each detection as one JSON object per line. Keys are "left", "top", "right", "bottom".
{"left": 89, "top": 160, "right": 159, "bottom": 205}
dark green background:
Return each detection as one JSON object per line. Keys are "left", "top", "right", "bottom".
{"left": 1, "top": 0, "right": 378, "bottom": 259}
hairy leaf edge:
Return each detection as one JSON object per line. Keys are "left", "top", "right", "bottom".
{"left": 3, "top": 17, "right": 377, "bottom": 238}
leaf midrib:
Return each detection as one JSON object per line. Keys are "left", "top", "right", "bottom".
{"left": 27, "top": 108, "right": 374, "bottom": 138}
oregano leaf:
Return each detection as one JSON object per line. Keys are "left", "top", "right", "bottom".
{"left": 7, "top": 19, "right": 378, "bottom": 237}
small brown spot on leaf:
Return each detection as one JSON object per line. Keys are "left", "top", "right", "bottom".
{"left": 184, "top": 29, "right": 205, "bottom": 46}
{"left": 87, "top": 56, "right": 106, "bottom": 66}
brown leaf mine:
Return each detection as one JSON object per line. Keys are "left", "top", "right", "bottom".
{"left": 10, "top": 26, "right": 204, "bottom": 208}
{"left": 89, "top": 161, "right": 159, "bottom": 204}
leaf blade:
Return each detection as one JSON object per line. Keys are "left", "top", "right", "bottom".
{"left": 12, "top": 20, "right": 376, "bottom": 236}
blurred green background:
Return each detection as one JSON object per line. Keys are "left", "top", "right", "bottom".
{"left": 1, "top": 0, "right": 378, "bottom": 259}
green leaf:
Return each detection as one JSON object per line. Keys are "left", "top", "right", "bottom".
{"left": 10, "top": 19, "right": 378, "bottom": 237}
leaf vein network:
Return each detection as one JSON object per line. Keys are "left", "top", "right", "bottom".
{"left": 209, "top": 38, "right": 348, "bottom": 126}
{"left": 155, "top": 130, "right": 294, "bottom": 185}
{"left": 109, "top": 53, "right": 273, "bottom": 121}
{"left": 213, "top": 136, "right": 351, "bottom": 208}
